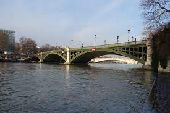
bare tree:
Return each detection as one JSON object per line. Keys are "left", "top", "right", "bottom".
{"left": 0, "top": 32, "right": 9, "bottom": 51}
{"left": 40, "top": 43, "right": 62, "bottom": 52}
{"left": 141, "top": 0, "right": 170, "bottom": 31}
{"left": 15, "top": 42, "right": 21, "bottom": 53}
{"left": 19, "top": 37, "right": 37, "bottom": 57}
{"left": 40, "top": 43, "right": 51, "bottom": 52}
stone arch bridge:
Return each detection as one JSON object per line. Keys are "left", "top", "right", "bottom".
{"left": 37, "top": 40, "right": 149, "bottom": 65}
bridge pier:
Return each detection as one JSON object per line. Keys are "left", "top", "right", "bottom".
{"left": 143, "top": 33, "right": 153, "bottom": 70}
{"left": 64, "top": 47, "right": 71, "bottom": 64}
{"left": 39, "top": 58, "right": 43, "bottom": 63}
{"left": 39, "top": 52, "right": 43, "bottom": 63}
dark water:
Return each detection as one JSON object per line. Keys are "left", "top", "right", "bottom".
{"left": 0, "top": 63, "right": 156, "bottom": 113}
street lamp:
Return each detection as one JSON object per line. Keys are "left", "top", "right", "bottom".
{"left": 135, "top": 38, "right": 136, "bottom": 44}
{"left": 81, "top": 43, "right": 83, "bottom": 48}
{"left": 117, "top": 36, "right": 119, "bottom": 44}
{"left": 131, "top": 36, "right": 134, "bottom": 42}
{"left": 104, "top": 40, "right": 106, "bottom": 45}
{"left": 128, "top": 29, "right": 130, "bottom": 42}
{"left": 94, "top": 35, "right": 96, "bottom": 48}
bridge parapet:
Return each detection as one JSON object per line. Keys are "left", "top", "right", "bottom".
{"left": 81, "top": 40, "right": 146, "bottom": 49}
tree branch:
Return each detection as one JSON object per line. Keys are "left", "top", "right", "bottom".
{"left": 155, "top": 1, "right": 170, "bottom": 12}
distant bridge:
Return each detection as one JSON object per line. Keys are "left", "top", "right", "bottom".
{"left": 37, "top": 40, "right": 147, "bottom": 64}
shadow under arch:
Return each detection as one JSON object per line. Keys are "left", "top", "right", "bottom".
{"left": 70, "top": 51, "right": 114, "bottom": 64}
{"left": 70, "top": 48, "right": 146, "bottom": 64}
{"left": 43, "top": 54, "right": 65, "bottom": 63}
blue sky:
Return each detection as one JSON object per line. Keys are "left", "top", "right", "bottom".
{"left": 0, "top": 0, "right": 144, "bottom": 47}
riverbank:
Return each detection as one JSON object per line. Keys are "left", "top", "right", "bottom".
{"left": 150, "top": 72, "right": 170, "bottom": 113}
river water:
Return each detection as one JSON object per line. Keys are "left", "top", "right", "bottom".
{"left": 0, "top": 63, "right": 156, "bottom": 113}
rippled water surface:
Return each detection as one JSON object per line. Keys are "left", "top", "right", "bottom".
{"left": 0, "top": 63, "right": 156, "bottom": 113}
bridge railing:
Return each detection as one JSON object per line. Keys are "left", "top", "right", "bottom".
{"left": 81, "top": 40, "right": 146, "bottom": 49}
{"left": 81, "top": 43, "right": 126, "bottom": 49}
{"left": 124, "top": 40, "right": 146, "bottom": 45}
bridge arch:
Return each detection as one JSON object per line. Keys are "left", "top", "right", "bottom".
{"left": 43, "top": 53, "right": 66, "bottom": 63}
{"left": 70, "top": 48, "right": 146, "bottom": 64}
{"left": 70, "top": 51, "right": 114, "bottom": 64}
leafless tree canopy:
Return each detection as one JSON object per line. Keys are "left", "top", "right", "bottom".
{"left": 0, "top": 32, "right": 9, "bottom": 51}
{"left": 19, "top": 37, "right": 37, "bottom": 57}
{"left": 40, "top": 43, "right": 63, "bottom": 52}
{"left": 141, "top": 0, "right": 170, "bottom": 31}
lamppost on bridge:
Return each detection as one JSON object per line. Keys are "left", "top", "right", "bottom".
{"left": 135, "top": 38, "right": 136, "bottom": 44}
{"left": 131, "top": 36, "right": 134, "bottom": 42}
{"left": 117, "top": 36, "right": 119, "bottom": 44}
{"left": 94, "top": 35, "right": 96, "bottom": 48}
{"left": 128, "top": 29, "right": 130, "bottom": 42}
{"left": 81, "top": 42, "right": 83, "bottom": 48}
{"left": 104, "top": 40, "right": 106, "bottom": 45}
{"left": 78, "top": 41, "right": 83, "bottom": 48}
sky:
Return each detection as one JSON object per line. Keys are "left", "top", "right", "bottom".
{"left": 0, "top": 0, "right": 144, "bottom": 47}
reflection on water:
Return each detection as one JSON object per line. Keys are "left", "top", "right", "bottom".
{"left": 65, "top": 65, "right": 70, "bottom": 79}
{"left": 64, "top": 65, "right": 70, "bottom": 87}
{"left": 0, "top": 63, "right": 162, "bottom": 113}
